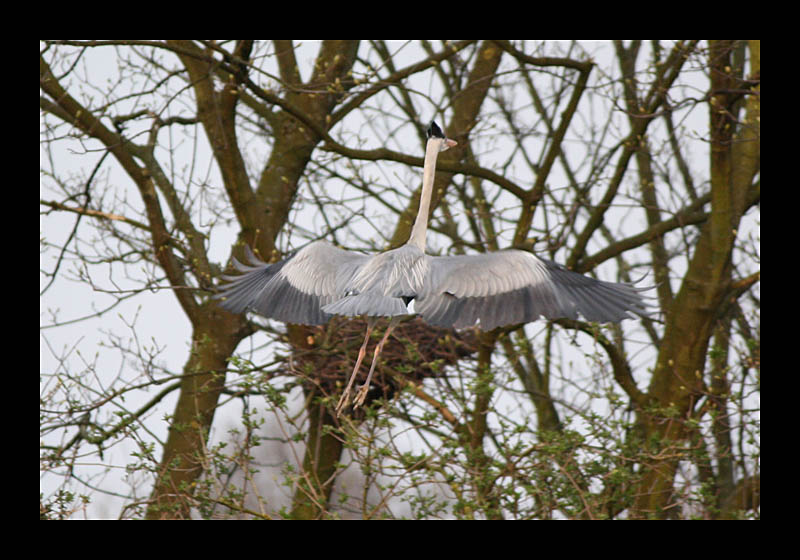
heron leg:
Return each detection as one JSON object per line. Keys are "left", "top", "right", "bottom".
{"left": 353, "top": 317, "right": 399, "bottom": 410}
{"left": 335, "top": 318, "right": 376, "bottom": 417}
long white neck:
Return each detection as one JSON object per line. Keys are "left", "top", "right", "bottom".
{"left": 407, "top": 139, "right": 443, "bottom": 251}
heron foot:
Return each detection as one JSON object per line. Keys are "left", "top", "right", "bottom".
{"left": 353, "top": 384, "right": 369, "bottom": 409}
{"left": 335, "top": 389, "right": 352, "bottom": 417}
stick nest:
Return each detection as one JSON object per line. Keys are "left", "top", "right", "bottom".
{"left": 284, "top": 317, "right": 478, "bottom": 407}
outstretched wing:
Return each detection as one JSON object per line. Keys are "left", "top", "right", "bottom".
{"left": 416, "top": 250, "right": 650, "bottom": 330}
{"left": 215, "top": 241, "right": 368, "bottom": 325}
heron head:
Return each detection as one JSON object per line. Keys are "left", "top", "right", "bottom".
{"left": 427, "top": 121, "right": 458, "bottom": 152}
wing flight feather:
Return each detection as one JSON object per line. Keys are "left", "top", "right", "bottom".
{"left": 416, "top": 250, "right": 649, "bottom": 330}
{"left": 215, "top": 241, "right": 369, "bottom": 325}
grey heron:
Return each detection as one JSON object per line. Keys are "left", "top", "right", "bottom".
{"left": 216, "top": 121, "right": 650, "bottom": 414}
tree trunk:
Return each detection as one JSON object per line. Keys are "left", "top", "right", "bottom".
{"left": 631, "top": 40, "right": 760, "bottom": 518}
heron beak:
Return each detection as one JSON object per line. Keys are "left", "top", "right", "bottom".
{"left": 441, "top": 138, "right": 458, "bottom": 152}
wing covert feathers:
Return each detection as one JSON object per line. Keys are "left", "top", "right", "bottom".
{"left": 416, "top": 251, "right": 650, "bottom": 330}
